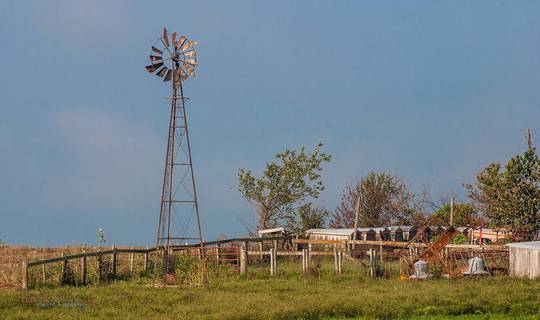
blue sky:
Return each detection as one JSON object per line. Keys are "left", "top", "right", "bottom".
{"left": 1, "top": 1, "right": 539, "bottom": 246}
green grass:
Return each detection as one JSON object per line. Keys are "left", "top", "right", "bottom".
{"left": 1, "top": 259, "right": 539, "bottom": 320}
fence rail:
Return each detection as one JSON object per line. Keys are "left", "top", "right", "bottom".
{"left": 20, "top": 236, "right": 510, "bottom": 290}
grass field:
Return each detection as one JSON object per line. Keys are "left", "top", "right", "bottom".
{"left": 1, "top": 258, "right": 539, "bottom": 320}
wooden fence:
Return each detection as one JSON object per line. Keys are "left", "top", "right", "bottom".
{"left": 21, "top": 236, "right": 510, "bottom": 289}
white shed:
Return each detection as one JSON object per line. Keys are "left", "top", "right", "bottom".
{"left": 508, "top": 241, "right": 540, "bottom": 279}
{"left": 305, "top": 228, "right": 355, "bottom": 241}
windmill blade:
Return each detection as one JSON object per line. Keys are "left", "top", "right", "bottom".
{"left": 184, "top": 50, "right": 196, "bottom": 58}
{"left": 145, "top": 64, "right": 158, "bottom": 73}
{"left": 157, "top": 66, "right": 168, "bottom": 77}
{"left": 176, "top": 36, "right": 187, "bottom": 50}
{"left": 171, "top": 32, "right": 177, "bottom": 47}
{"left": 150, "top": 55, "right": 162, "bottom": 62}
{"left": 184, "top": 58, "right": 197, "bottom": 66}
{"left": 151, "top": 46, "right": 163, "bottom": 55}
{"left": 145, "top": 62, "right": 164, "bottom": 73}
{"left": 181, "top": 40, "right": 193, "bottom": 52}
{"left": 162, "top": 28, "right": 169, "bottom": 47}
{"left": 183, "top": 63, "right": 195, "bottom": 77}
{"left": 163, "top": 69, "right": 173, "bottom": 82}
{"left": 178, "top": 68, "right": 188, "bottom": 81}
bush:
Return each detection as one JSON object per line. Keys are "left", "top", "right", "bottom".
{"left": 452, "top": 234, "right": 469, "bottom": 244}
{"left": 174, "top": 255, "right": 207, "bottom": 286}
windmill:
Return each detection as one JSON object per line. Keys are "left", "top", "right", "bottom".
{"left": 145, "top": 28, "right": 203, "bottom": 253}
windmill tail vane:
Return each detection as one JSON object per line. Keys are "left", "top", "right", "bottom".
{"left": 145, "top": 27, "right": 204, "bottom": 257}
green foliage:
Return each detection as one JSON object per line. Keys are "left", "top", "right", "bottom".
{"left": 466, "top": 146, "right": 540, "bottom": 240}
{"left": 452, "top": 234, "right": 469, "bottom": 244}
{"left": 331, "top": 172, "right": 423, "bottom": 227}
{"left": 287, "top": 203, "right": 329, "bottom": 233}
{"left": 238, "top": 143, "right": 331, "bottom": 229}
{"left": 174, "top": 255, "right": 206, "bottom": 287}
{"left": 429, "top": 264, "right": 442, "bottom": 278}
{"left": 428, "top": 202, "right": 480, "bottom": 227}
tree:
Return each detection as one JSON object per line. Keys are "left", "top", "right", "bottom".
{"left": 330, "top": 172, "right": 422, "bottom": 228}
{"left": 238, "top": 143, "right": 331, "bottom": 230}
{"left": 427, "top": 202, "right": 482, "bottom": 227}
{"left": 465, "top": 142, "right": 540, "bottom": 240}
{"left": 287, "top": 203, "right": 329, "bottom": 233}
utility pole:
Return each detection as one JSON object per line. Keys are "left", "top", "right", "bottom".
{"left": 352, "top": 197, "right": 360, "bottom": 249}
{"left": 449, "top": 197, "right": 454, "bottom": 226}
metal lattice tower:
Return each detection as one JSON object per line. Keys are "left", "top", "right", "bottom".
{"left": 145, "top": 28, "right": 203, "bottom": 250}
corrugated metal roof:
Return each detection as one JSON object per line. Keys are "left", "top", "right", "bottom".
{"left": 258, "top": 227, "right": 285, "bottom": 236}
{"left": 306, "top": 228, "right": 355, "bottom": 236}
{"left": 508, "top": 241, "right": 540, "bottom": 249}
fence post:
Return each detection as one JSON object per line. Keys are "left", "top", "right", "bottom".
{"left": 81, "top": 251, "right": 87, "bottom": 286}
{"left": 338, "top": 250, "right": 343, "bottom": 274}
{"left": 334, "top": 248, "right": 339, "bottom": 274}
{"left": 111, "top": 245, "right": 117, "bottom": 277}
{"left": 216, "top": 243, "right": 221, "bottom": 264}
{"left": 144, "top": 247, "right": 149, "bottom": 272}
{"left": 97, "top": 248, "right": 101, "bottom": 284}
{"left": 129, "top": 252, "right": 134, "bottom": 274}
{"left": 270, "top": 248, "right": 276, "bottom": 276}
{"left": 240, "top": 247, "right": 247, "bottom": 274}
{"left": 274, "top": 247, "right": 277, "bottom": 275}
{"left": 243, "top": 241, "right": 249, "bottom": 265}
{"left": 21, "top": 261, "right": 28, "bottom": 290}
{"left": 62, "top": 253, "right": 68, "bottom": 283}
{"left": 42, "top": 264, "right": 46, "bottom": 284}
{"left": 369, "top": 249, "right": 374, "bottom": 278}
{"left": 302, "top": 248, "right": 309, "bottom": 273}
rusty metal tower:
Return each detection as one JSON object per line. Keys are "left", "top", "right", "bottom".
{"left": 145, "top": 28, "right": 203, "bottom": 250}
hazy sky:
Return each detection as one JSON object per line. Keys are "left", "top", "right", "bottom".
{"left": 1, "top": 1, "right": 539, "bottom": 246}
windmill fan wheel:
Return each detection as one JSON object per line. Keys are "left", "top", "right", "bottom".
{"left": 145, "top": 28, "right": 198, "bottom": 86}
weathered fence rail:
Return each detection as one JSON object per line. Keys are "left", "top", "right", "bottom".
{"left": 22, "top": 246, "right": 156, "bottom": 290}
{"left": 21, "top": 236, "right": 510, "bottom": 290}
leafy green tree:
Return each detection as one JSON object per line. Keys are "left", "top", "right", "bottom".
{"left": 287, "top": 203, "right": 329, "bottom": 233}
{"left": 331, "top": 172, "right": 423, "bottom": 228}
{"left": 238, "top": 143, "right": 331, "bottom": 230}
{"left": 465, "top": 144, "right": 540, "bottom": 240}
{"left": 427, "top": 202, "right": 481, "bottom": 227}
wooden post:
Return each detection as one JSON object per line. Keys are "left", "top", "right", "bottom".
{"left": 369, "top": 249, "right": 375, "bottom": 278}
{"left": 273, "top": 248, "right": 277, "bottom": 274}
{"left": 129, "top": 252, "right": 134, "bottom": 274}
{"left": 334, "top": 248, "right": 339, "bottom": 274}
{"left": 243, "top": 241, "right": 249, "bottom": 265}
{"left": 338, "top": 250, "right": 343, "bottom": 274}
{"left": 302, "top": 248, "right": 309, "bottom": 273}
{"left": 144, "top": 247, "right": 149, "bottom": 272}
{"left": 273, "top": 239, "right": 278, "bottom": 252}
{"left": 62, "top": 253, "right": 67, "bottom": 282}
{"left": 111, "top": 245, "right": 117, "bottom": 277}
{"left": 352, "top": 197, "right": 360, "bottom": 249}
{"left": 450, "top": 197, "right": 454, "bottom": 226}
{"left": 97, "top": 249, "right": 101, "bottom": 284}
{"left": 379, "top": 242, "right": 384, "bottom": 263}
{"left": 259, "top": 241, "right": 263, "bottom": 262}
{"left": 269, "top": 248, "right": 275, "bottom": 276}
{"left": 240, "top": 248, "right": 247, "bottom": 274}
{"left": 21, "top": 261, "right": 28, "bottom": 290}
{"left": 42, "top": 264, "right": 46, "bottom": 284}
{"left": 81, "top": 251, "right": 87, "bottom": 286}
{"left": 215, "top": 243, "right": 221, "bottom": 264}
